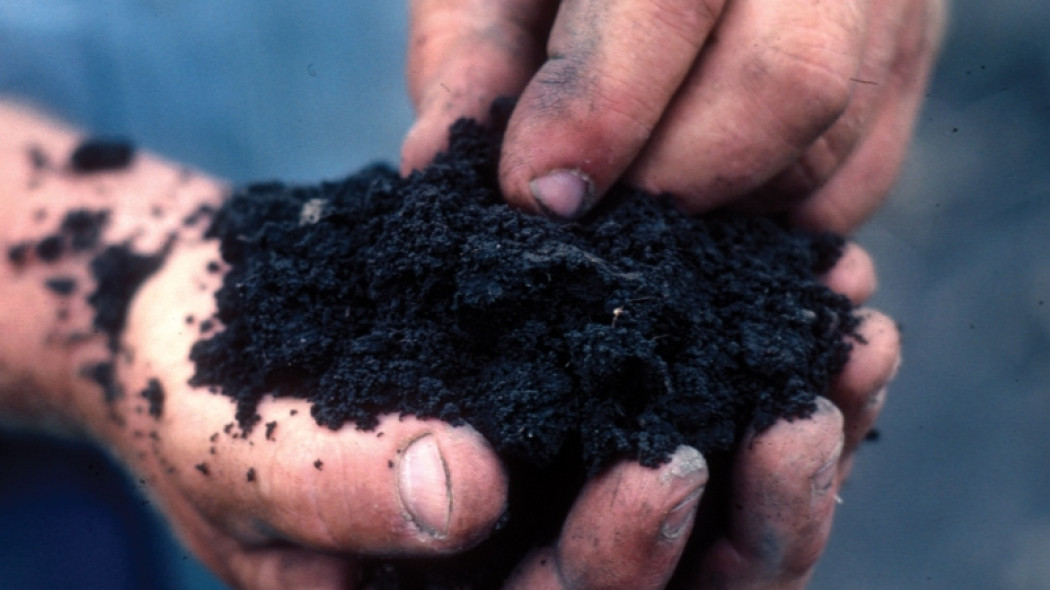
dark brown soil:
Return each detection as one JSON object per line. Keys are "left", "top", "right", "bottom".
{"left": 186, "top": 116, "right": 860, "bottom": 588}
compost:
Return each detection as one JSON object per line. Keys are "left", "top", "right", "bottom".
{"left": 190, "top": 117, "right": 860, "bottom": 588}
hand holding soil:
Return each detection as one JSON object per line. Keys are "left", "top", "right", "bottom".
{"left": 0, "top": 103, "right": 901, "bottom": 589}
{"left": 401, "top": 0, "right": 945, "bottom": 232}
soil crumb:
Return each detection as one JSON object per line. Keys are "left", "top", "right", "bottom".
{"left": 44, "top": 276, "right": 77, "bottom": 296}
{"left": 35, "top": 235, "right": 64, "bottom": 262}
{"left": 6, "top": 243, "right": 31, "bottom": 266}
{"left": 190, "top": 116, "right": 860, "bottom": 588}
{"left": 140, "top": 378, "right": 165, "bottom": 419}
{"left": 82, "top": 361, "right": 122, "bottom": 403}
{"left": 89, "top": 244, "right": 168, "bottom": 352}
{"left": 7, "top": 209, "right": 108, "bottom": 266}
{"left": 70, "top": 138, "right": 134, "bottom": 173}
{"left": 61, "top": 210, "right": 109, "bottom": 252}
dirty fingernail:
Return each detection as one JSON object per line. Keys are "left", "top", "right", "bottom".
{"left": 661, "top": 486, "right": 703, "bottom": 540}
{"left": 814, "top": 396, "right": 838, "bottom": 415}
{"left": 659, "top": 446, "right": 708, "bottom": 541}
{"left": 811, "top": 439, "right": 843, "bottom": 499}
{"left": 398, "top": 434, "right": 452, "bottom": 537}
{"left": 530, "top": 169, "right": 593, "bottom": 219}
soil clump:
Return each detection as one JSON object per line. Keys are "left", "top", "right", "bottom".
{"left": 190, "top": 117, "right": 860, "bottom": 588}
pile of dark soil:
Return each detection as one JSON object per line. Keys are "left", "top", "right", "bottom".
{"left": 190, "top": 117, "right": 859, "bottom": 588}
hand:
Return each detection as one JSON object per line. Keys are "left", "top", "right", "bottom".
{"left": 503, "top": 243, "right": 901, "bottom": 589}
{"left": 401, "top": 0, "right": 945, "bottom": 231}
{"left": 115, "top": 238, "right": 510, "bottom": 588}
{"left": 0, "top": 102, "right": 507, "bottom": 589}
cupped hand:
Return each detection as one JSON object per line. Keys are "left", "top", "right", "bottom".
{"left": 99, "top": 236, "right": 509, "bottom": 589}
{"left": 109, "top": 225, "right": 897, "bottom": 590}
{"left": 401, "top": 0, "right": 945, "bottom": 232}
{"left": 112, "top": 214, "right": 895, "bottom": 590}
{"left": 0, "top": 104, "right": 506, "bottom": 590}
{"left": 501, "top": 243, "right": 901, "bottom": 589}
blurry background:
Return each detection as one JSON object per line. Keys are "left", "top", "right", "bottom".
{"left": 1, "top": 1, "right": 1047, "bottom": 588}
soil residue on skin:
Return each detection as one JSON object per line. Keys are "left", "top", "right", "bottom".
{"left": 140, "top": 378, "right": 165, "bottom": 419}
{"left": 69, "top": 138, "right": 135, "bottom": 173}
{"left": 81, "top": 361, "right": 123, "bottom": 403}
{"left": 89, "top": 244, "right": 169, "bottom": 353}
{"left": 8, "top": 137, "right": 165, "bottom": 401}
{"left": 44, "top": 276, "right": 77, "bottom": 296}
{"left": 188, "top": 116, "right": 860, "bottom": 588}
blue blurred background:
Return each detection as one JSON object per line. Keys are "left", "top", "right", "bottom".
{"left": 1, "top": 1, "right": 1048, "bottom": 588}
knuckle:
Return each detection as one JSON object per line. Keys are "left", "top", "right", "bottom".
{"left": 747, "top": 46, "right": 854, "bottom": 147}
{"left": 779, "top": 56, "right": 852, "bottom": 126}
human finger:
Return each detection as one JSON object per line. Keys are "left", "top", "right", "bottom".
{"left": 171, "top": 400, "right": 508, "bottom": 555}
{"left": 499, "top": 0, "right": 727, "bottom": 219}
{"left": 504, "top": 446, "right": 709, "bottom": 590}
{"left": 122, "top": 240, "right": 508, "bottom": 557}
{"left": 626, "top": 0, "right": 868, "bottom": 215}
{"left": 401, "top": 0, "right": 557, "bottom": 174}
{"left": 787, "top": 0, "right": 947, "bottom": 233}
{"left": 686, "top": 397, "right": 844, "bottom": 589}
{"left": 722, "top": 0, "right": 899, "bottom": 221}
{"left": 819, "top": 242, "right": 877, "bottom": 306}
{"left": 826, "top": 309, "right": 900, "bottom": 472}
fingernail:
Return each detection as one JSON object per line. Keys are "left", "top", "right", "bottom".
{"left": 814, "top": 396, "right": 837, "bottom": 415}
{"left": 811, "top": 438, "right": 843, "bottom": 498}
{"left": 659, "top": 446, "right": 708, "bottom": 541}
{"left": 661, "top": 486, "right": 703, "bottom": 540}
{"left": 398, "top": 434, "right": 451, "bottom": 537}
{"left": 530, "top": 169, "right": 593, "bottom": 219}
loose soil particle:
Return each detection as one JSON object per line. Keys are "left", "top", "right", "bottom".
{"left": 43, "top": 276, "right": 77, "bottom": 296}
{"left": 34, "top": 235, "right": 64, "bottom": 262}
{"left": 188, "top": 117, "right": 861, "bottom": 588}
{"left": 140, "top": 378, "right": 165, "bottom": 419}
{"left": 81, "top": 361, "right": 122, "bottom": 403}
{"left": 61, "top": 210, "right": 109, "bottom": 252}
{"left": 69, "top": 138, "right": 135, "bottom": 173}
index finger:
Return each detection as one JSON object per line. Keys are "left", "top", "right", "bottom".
{"left": 499, "top": 0, "right": 727, "bottom": 219}
{"left": 401, "top": 0, "right": 556, "bottom": 174}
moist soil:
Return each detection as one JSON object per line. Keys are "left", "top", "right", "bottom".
{"left": 189, "top": 117, "right": 860, "bottom": 589}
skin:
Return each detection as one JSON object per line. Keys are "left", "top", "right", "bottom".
{"left": 0, "top": 102, "right": 900, "bottom": 589}
{"left": 401, "top": 0, "right": 946, "bottom": 232}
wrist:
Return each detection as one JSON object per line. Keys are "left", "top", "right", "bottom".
{"left": 0, "top": 100, "right": 226, "bottom": 443}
